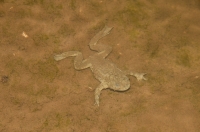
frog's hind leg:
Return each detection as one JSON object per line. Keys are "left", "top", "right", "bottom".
{"left": 94, "top": 83, "right": 108, "bottom": 106}
{"left": 89, "top": 26, "right": 113, "bottom": 58}
{"left": 54, "top": 51, "right": 91, "bottom": 70}
{"left": 94, "top": 43, "right": 113, "bottom": 59}
{"left": 89, "top": 26, "right": 113, "bottom": 47}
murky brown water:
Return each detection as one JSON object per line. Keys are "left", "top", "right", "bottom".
{"left": 0, "top": 0, "right": 200, "bottom": 131}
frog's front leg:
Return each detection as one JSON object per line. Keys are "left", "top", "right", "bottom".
{"left": 54, "top": 51, "right": 91, "bottom": 70}
{"left": 94, "top": 83, "right": 108, "bottom": 106}
{"left": 125, "top": 71, "right": 147, "bottom": 81}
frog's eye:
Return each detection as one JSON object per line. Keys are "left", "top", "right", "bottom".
{"left": 115, "top": 83, "right": 120, "bottom": 87}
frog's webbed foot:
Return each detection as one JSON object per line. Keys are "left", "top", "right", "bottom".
{"left": 100, "top": 26, "right": 113, "bottom": 38}
{"left": 89, "top": 26, "right": 113, "bottom": 58}
{"left": 89, "top": 26, "right": 113, "bottom": 47}
{"left": 134, "top": 73, "right": 147, "bottom": 81}
{"left": 94, "top": 83, "right": 108, "bottom": 106}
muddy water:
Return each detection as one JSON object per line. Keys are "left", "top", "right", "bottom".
{"left": 0, "top": 0, "right": 200, "bottom": 131}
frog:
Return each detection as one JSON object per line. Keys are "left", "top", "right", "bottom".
{"left": 54, "top": 26, "right": 147, "bottom": 106}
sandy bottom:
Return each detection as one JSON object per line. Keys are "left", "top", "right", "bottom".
{"left": 0, "top": 0, "right": 200, "bottom": 131}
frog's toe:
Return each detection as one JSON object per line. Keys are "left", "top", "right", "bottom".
{"left": 54, "top": 55, "right": 65, "bottom": 61}
{"left": 94, "top": 101, "right": 100, "bottom": 107}
{"left": 102, "top": 26, "right": 113, "bottom": 36}
{"left": 134, "top": 73, "right": 147, "bottom": 81}
{"left": 142, "top": 73, "right": 148, "bottom": 81}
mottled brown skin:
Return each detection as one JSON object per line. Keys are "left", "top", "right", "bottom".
{"left": 54, "top": 26, "right": 147, "bottom": 106}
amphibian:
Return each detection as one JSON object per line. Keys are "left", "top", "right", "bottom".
{"left": 54, "top": 26, "right": 147, "bottom": 106}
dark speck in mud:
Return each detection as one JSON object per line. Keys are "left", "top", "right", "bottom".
{"left": 1, "top": 75, "right": 9, "bottom": 83}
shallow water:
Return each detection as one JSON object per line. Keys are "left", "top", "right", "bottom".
{"left": 0, "top": 0, "right": 200, "bottom": 131}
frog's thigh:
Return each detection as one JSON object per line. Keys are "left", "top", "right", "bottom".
{"left": 91, "top": 43, "right": 112, "bottom": 58}
{"left": 74, "top": 53, "right": 91, "bottom": 70}
{"left": 95, "top": 83, "right": 108, "bottom": 106}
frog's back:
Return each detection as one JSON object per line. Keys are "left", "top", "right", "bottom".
{"left": 89, "top": 55, "right": 130, "bottom": 91}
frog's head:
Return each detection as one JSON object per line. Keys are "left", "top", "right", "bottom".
{"left": 113, "top": 76, "right": 130, "bottom": 91}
